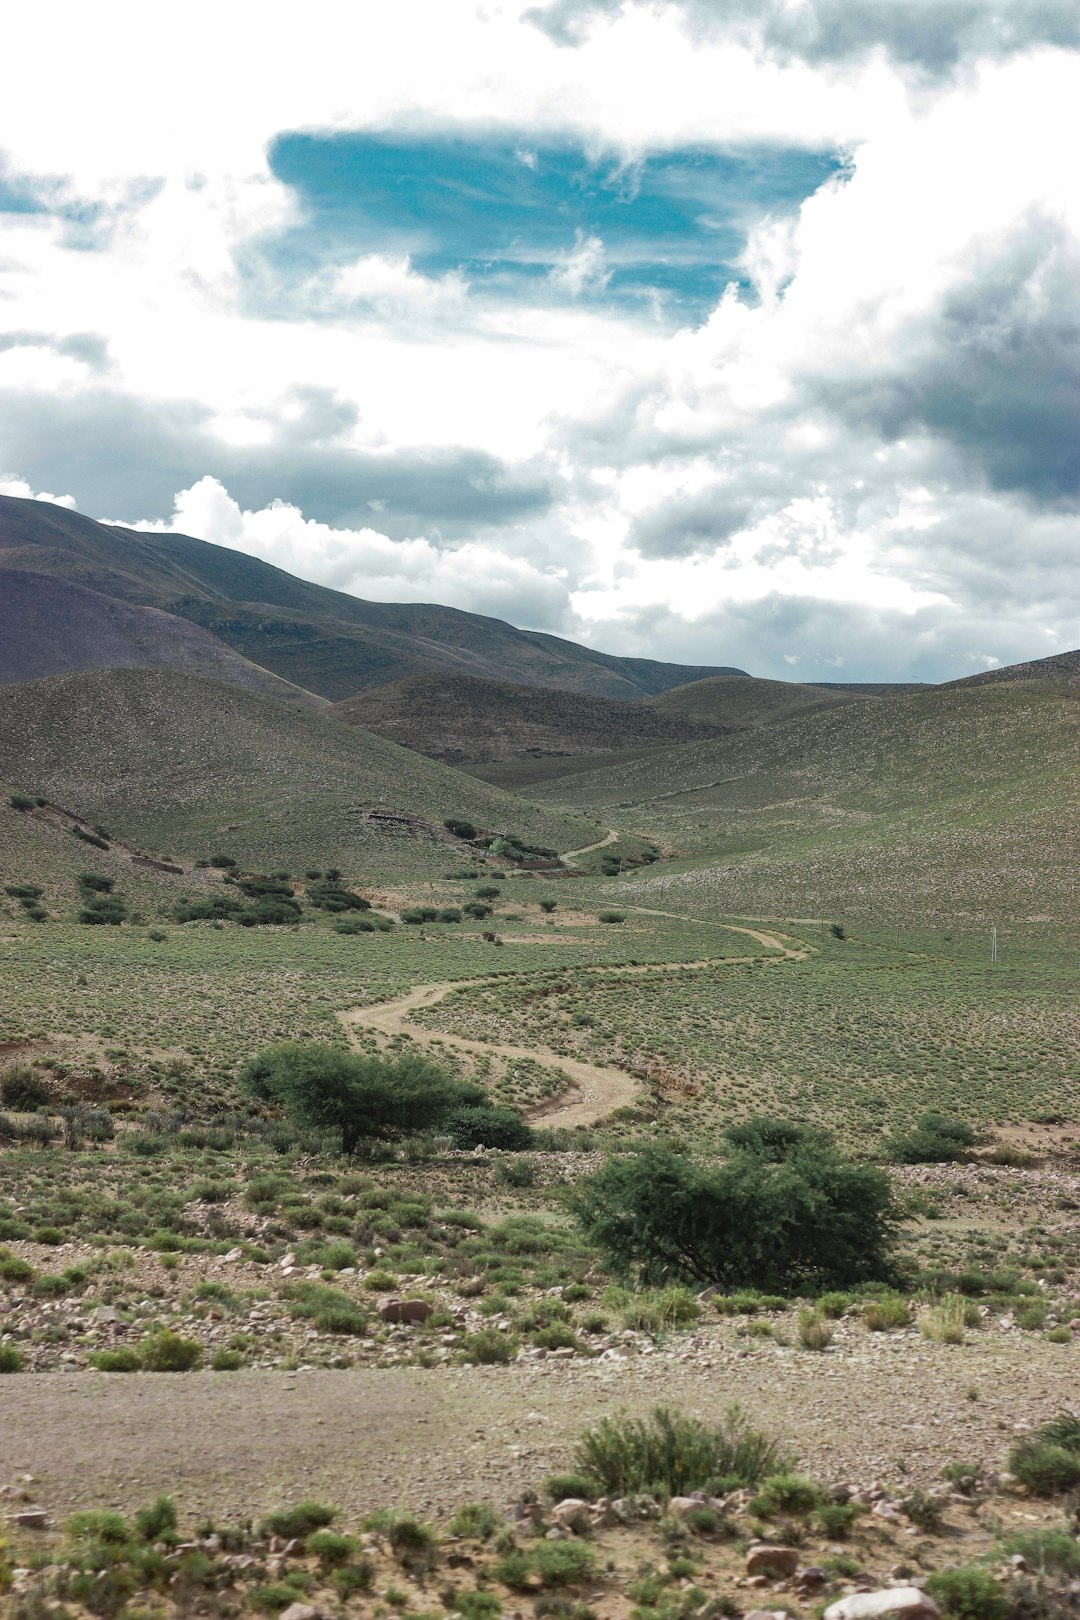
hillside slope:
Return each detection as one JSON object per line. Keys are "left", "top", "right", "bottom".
{"left": 0, "top": 494, "right": 745, "bottom": 701}
{"left": 0, "top": 668, "right": 598, "bottom": 878}
{"left": 0, "top": 568, "right": 325, "bottom": 707}
{"left": 944, "top": 649, "right": 1080, "bottom": 689}
{"left": 332, "top": 672, "right": 724, "bottom": 763}
{"left": 648, "top": 673, "right": 870, "bottom": 729}
{"left": 534, "top": 679, "right": 1080, "bottom": 921}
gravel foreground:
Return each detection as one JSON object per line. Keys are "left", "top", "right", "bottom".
{"left": 4, "top": 1330, "right": 1076, "bottom": 1522}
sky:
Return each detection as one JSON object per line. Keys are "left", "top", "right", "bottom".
{"left": 1, "top": 1, "right": 1078, "bottom": 682}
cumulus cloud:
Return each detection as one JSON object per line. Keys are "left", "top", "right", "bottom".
{"left": 1, "top": 4, "right": 1079, "bottom": 680}
{"left": 127, "top": 476, "right": 574, "bottom": 628}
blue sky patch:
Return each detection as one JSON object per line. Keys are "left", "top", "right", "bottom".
{"left": 268, "top": 133, "right": 840, "bottom": 320}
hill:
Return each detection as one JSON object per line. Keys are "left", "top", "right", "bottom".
{"left": 533, "top": 678, "right": 1080, "bottom": 922}
{"left": 331, "top": 672, "right": 724, "bottom": 764}
{"left": 647, "top": 673, "right": 871, "bottom": 729}
{"left": 0, "top": 494, "right": 746, "bottom": 701}
{"left": 944, "top": 648, "right": 1080, "bottom": 689}
{"left": 0, "top": 667, "right": 599, "bottom": 879}
{"left": 0, "top": 567, "right": 325, "bottom": 707}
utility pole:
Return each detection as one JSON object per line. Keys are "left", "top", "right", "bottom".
{"left": 991, "top": 925, "right": 998, "bottom": 964}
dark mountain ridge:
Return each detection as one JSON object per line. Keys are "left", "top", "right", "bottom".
{"left": 0, "top": 495, "right": 746, "bottom": 702}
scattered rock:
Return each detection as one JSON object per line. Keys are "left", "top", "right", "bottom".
{"left": 824, "top": 1589, "right": 940, "bottom": 1620}
{"left": 746, "top": 1544, "right": 800, "bottom": 1578}
{"left": 13, "top": 1507, "right": 50, "bottom": 1530}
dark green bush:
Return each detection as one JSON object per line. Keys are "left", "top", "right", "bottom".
{"left": 307, "top": 885, "right": 370, "bottom": 913}
{"left": 598, "top": 911, "right": 624, "bottom": 924}
{"left": 924, "top": 1566, "right": 1008, "bottom": 1620}
{"left": 333, "top": 915, "right": 378, "bottom": 934}
{"left": 0, "top": 1343, "right": 25, "bottom": 1372}
{"left": 261, "top": 1501, "right": 338, "bottom": 1539}
{"left": 445, "top": 1105, "right": 534, "bottom": 1152}
{"left": 444, "top": 819, "right": 477, "bottom": 840}
{"left": 5, "top": 883, "right": 42, "bottom": 899}
{"left": 79, "top": 893, "right": 128, "bottom": 925}
{"left": 571, "top": 1125, "right": 897, "bottom": 1292}
{"left": 78, "top": 872, "right": 114, "bottom": 892}
{"left": 886, "top": 1113, "right": 976, "bottom": 1164}
{"left": 0, "top": 1063, "right": 49, "bottom": 1110}
{"left": 140, "top": 1330, "right": 202, "bottom": 1372}
{"left": 8, "top": 793, "right": 33, "bottom": 811}
{"left": 242, "top": 1044, "right": 483, "bottom": 1154}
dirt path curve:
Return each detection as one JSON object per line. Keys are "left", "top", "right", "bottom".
{"left": 338, "top": 920, "right": 806, "bottom": 1129}
{"left": 560, "top": 826, "right": 619, "bottom": 866}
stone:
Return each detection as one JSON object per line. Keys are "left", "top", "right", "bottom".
{"left": 824, "top": 1590, "right": 940, "bottom": 1620}
{"left": 745, "top": 1544, "right": 800, "bottom": 1578}
{"left": 221, "top": 1247, "right": 244, "bottom": 1264}
{"left": 798, "top": 1568, "right": 827, "bottom": 1588}
{"left": 278, "top": 1605, "right": 324, "bottom": 1620}
{"left": 378, "top": 1298, "right": 436, "bottom": 1325}
{"left": 13, "top": 1508, "right": 49, "bottom": 1530}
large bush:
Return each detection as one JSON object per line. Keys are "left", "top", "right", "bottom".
{"left": 241, "top": 1044, "right": 487, "bottom": 1155}
{"left": 571, "top": 1122, "right": 897, "bottom": 1292}
{"left": 885, "top": 1112, "right": 976, "bottom": 1164}
{"left": 575, "top": 1405, "right": 790, "bottom": 1496}
{"left": 444, "top": 1104, "right": 534, "bottom": 1152}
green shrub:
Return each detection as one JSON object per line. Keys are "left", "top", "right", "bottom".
{"left": 5, "top": 883, "right": 42, "bottom": 899}
{"left": 0, "top": 1344, "right": 25, "bottom": 1373}
{"left": 449, "top": 1502, "right": 501, "bottom": 1540}
{"left": 134, "top": 1496, "right": 178, "bottom": 1543}
{"left": 886, "top": 1114, "right": 976, "bottom": 1165}
{"left": 8, "top": 794, "right": 33, "bottom": 811}
{"left": 242, "top": 1044, "right": 482, "bottom": 1155}
{"left": 444, "top": 819, "right": 477, "bottom": 840}
{"left": 597, "top": 911, "right": 625, "bottom": 924}
{"left": 572, "top": 1127, "right": 897, "bottom": 1292}
{"left": 333, "top": 915, "right": 378, "bottom": 934}
{"left": 756, "top": 1473, "right": 821, "bottom": 1513}
{"left": 79, "top": 894, "right": 128, "bottom": 925}
{"left": 463, "top": 902, "right": 493, "bottom": 919}
{"left": 797, "top": 1309, "right": 833, "bottom": 1350}
{"left": 545, "top": 1474, "right": 599, "bottom": 1504}
{"left": 999, "top": 1528, "right": 1080, "bottom": 1574}
{"left": 211, "top": 1348, "right": 244, "bottom": 1371}
{"left": 924, "top": 1566, "right": 1008, "bottom": 1620}
{"left": 454, "top": 1592, "right": 502, "bottom": 1620}
{"left": 261, "top": 1501, "right": 338, "bottom": 1539}
{"left": 462, "top": 1329, "right": 518, "bottom": 1364}
{"left": 0, "top": 1248, "right": 34, "bottom": 1284}
{"left": 575, "top": 1405, "right": 789, "bottom": 1496}
{"left": 815, "top": 1503, "right": 858, "bottom": 1539}
{"left": 0, "top": 1063, "right": 49, "bottom": 1110}
{"left": 496, "top": 1156, "right": 538, "bottom": 1188}
{"left": 445, "top": 1105, "right": 534, "bottom": 1152}
{"left": 89, "top": 1346, "right": 141, "bottom": 1372}
{"left": 533, "top": 1541, "right": 595, "bottom": 1587}
{"left": 78, "top": 872, "right": 114, "bottom": 892}
{"left": 901, "top": 1488, "right": 945, "bottom": 1532}
{"left": 475, "top": 885, "right": 501, "bottom": 899}
{"left": 863, "top": 1295, "right": 909, "bottom": 1331}
{"left": 140, "top": 1330, "right": 202, "bottom": 1371}
{"left": 306, "top": 1528, "right": 357, "bottom": 1566}
{"left": 1008, "top": 1439, "right": 1080, "bottom": 1495}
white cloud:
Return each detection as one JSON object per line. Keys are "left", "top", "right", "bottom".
{"left": 0, "top": 5, "right": 1078, "bottom": 679}
{"left": 549, "top": 230, "right": 611, "bottom": 296}
{"left": 0, "top": 474, "right": 75, "bottom": 508}
{"left": 126, "top": 476, "right": 573, "bottom": 628}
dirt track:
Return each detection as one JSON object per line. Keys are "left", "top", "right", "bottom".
{"left": 338, "top": 922, "right": 804, "bottom": 1128}
{"left": 4, "top": 1331, "right": 1074, "bottom": 1522}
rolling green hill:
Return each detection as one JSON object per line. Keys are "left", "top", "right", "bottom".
{"left": 533, "top": 677, "right": 1080, "bottom": 922}
{"left": 332, "top": 672, "right": 724, "bottom": 763}
{"left": 0, "top": 668, "right": 599, "bottom": 879}
{"left": 0, "top": 494, "right": 745, "bottom": 701}
{"left": 647, "top": 672, "right": 870, "bottom": 729}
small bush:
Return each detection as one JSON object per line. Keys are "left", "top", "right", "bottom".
{"left": 307, "top": 1528, "right": 357, "bottom": 1566}
{"left": 921, "top": 1296, "right": 972, "bottom": 1344}
{"left": 261, "top": 1501, "right": 338, "bottom": 1539}
{"left": 140, "top": 1330, "right": 202, "bottom": 1371}
{"left": 999, "top": 1528, "right": 1080, "bottom": 1574}
{"left": 901, "top": 1488, "right": 946, "bottom": 1532}
{"left": 533, "top": 1541, "right": 595, "bottom": 1587}
{"left": 539, "top": 899, "right": 557, "bottom": 913}
{"left": 0, "top": 1344, "right": 25, "bottom": 1373}
{"left": 597, "top": 911, "right": 625, "bottom": 924}
{"left": 134, "top": 1496, "right": 178, "bottom": 1543}
{"left": 1009, "top": 1439, "right": 1080, "bottom": 1495}
{"left": 887, "top": 1114, "right": 976, "bottom": 1165}
{"left": 89, "top": 1346, "right": 141, "bottom": 1372}
{"left": 0, "top": 1248, "right": 34, "bottom": 1284}
{"left": 797, "top": 1309, "right": 834, "bottom": 1350}
{"left": 863, "top": 1295, "right": 909, "bottom": 1331}
{"left": 211, "top": 1348, "right": 244, "bottom": 1371}
{"left": 462, "top": 1329, "right": 519, "bottom": 1364}
{"left": 8, "top": 794, "right": 33, "bottom": 811}
{"left": 449, "top": 1502, "right": 501, "bottom": 1540}
{"left": 755, "top": 1473, "right": 821, "bottom": 1513}
{"left": 815, "top": 1502, "right": 858, "bottom": 1539}
{"left": 0, "top": 1063, "right": 49, "bottom": 1110}
{"left": 545, "top": 1474, "right": 599, "bottom": 1504}
{"left": 445, "top": 1105, "right": 534, "bottom": 1152}
{"left": 78, "top": 872, "right": 114, "bottom": 892}
{"left": 496, "top": 1156, "right": 538, "bottom": 1188}
{"left": 924, "top": 1566, "right": 1008, "bottom": 1620}
{"left": 575, "top": 1405, "right": 790, "bottom": 1496}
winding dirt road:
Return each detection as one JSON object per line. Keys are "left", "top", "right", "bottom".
{"left": 338, "top": 919, "right": 806, "bottom": 1128}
